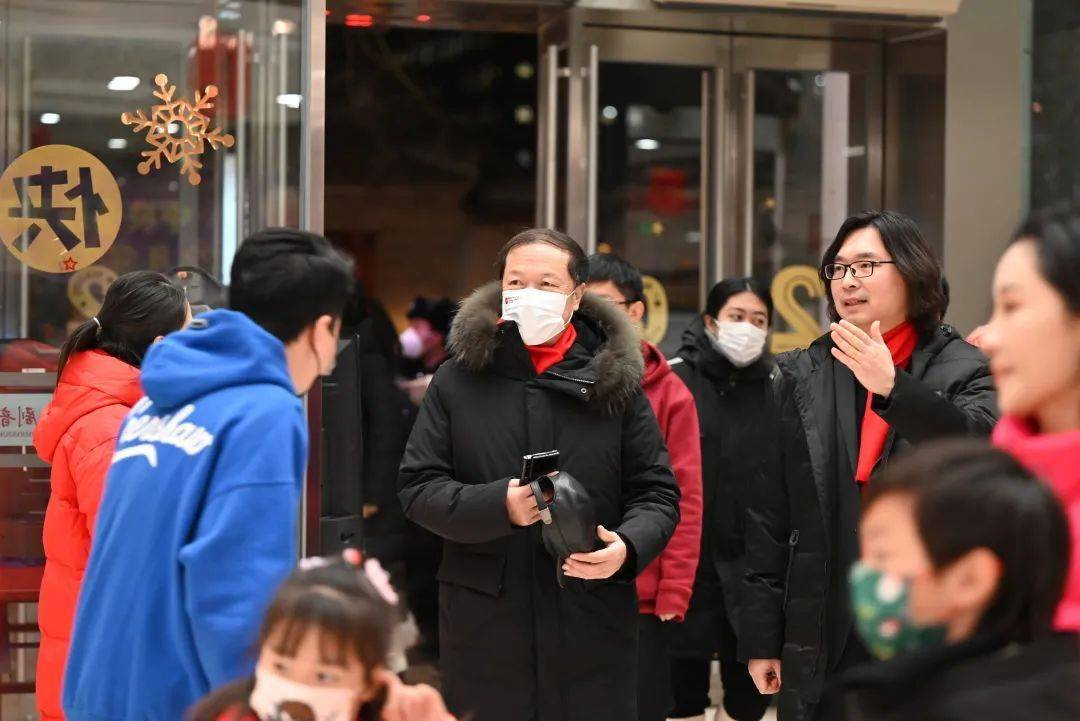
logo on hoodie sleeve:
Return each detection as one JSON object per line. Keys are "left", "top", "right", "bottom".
{"left": 112, "top": 398, "right": 215, "bottom": 468}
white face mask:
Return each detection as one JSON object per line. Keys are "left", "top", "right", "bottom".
{"left": 710, "top": 320, "right": 768, "bottom": 367}
{"left": 250, "top": 668, "right": 362, "bottom": 721}
{"left": 501, "top": 287, "right": 573, "bottom": 346}
{"left": 399, "top": 327, "right": 424, "bottom": 359}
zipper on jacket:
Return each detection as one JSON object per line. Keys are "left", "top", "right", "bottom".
{"left": 544, "top": 370, "right": 596, "bottom": 386}
{"left": 781, "top": 529, "right": 800, "bottom": 608}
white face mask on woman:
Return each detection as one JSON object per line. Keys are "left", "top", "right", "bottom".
{"left": 710, "top": 320, "right": 768, "bottom": 367}
{"left": 398, "top": 327, "right": 424, "bottom": 359}
{"left": 250, "top": 668, "right": 362, "bottom": 721}
{"left": 501, "top": 288, "right": 572, "bottom": 346}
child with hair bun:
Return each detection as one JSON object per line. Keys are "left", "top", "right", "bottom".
{"left": 190, "top": 550, "right": 453, "bottom": 721}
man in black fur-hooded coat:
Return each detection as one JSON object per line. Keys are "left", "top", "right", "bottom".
{"left": 398, "top": 231, "right": 680, "bottom": 721}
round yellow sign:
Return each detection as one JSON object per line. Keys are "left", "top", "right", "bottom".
{"left": 641, "top": 274, "right": 669, "bottom": 345}
{"left": 0, "top": 144, "right": 122, "bottom": 274}
{"left": 68, "top": 265, "right": 119, "bottom": 319}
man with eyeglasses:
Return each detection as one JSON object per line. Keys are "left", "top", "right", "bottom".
{"left": 741, "top": 211, "right": 999, "bottom": 721}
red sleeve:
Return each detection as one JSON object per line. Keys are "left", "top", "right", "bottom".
{"left": 654, "top": 376, "right": 703, "bottom": 620}
{"left": 73, "top": 436, "right": 117, "bottom": 539}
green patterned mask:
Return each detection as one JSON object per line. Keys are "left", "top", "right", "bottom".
{"left": 849, "top": 561, "right": 948, "bottom": 661}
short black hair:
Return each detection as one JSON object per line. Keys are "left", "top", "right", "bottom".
{"left": 229, "top": 228, "right": 355, "bottom": 343}
{"left": 822, "top": 211, "right": 947, "bottom": 335}
{"left": 705, "top": 276, "right": 773, "bottom": 323}
{"left": 406, "top": 296, "right": 457, "bottom": 338}
{"left": 1012, "top": 209, "right": 1080, "bottom": 314}
{"left": 586, "top": 253, "right": 644, "bottom": 303}
{"left": 865, "top": 440, "right": 1071, "bottom": 643}
{"left": 495, "top": 228, "right": 589, "bottom": 286}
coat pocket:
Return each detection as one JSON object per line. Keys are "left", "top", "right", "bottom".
{"left": 437, "top": 543, "right": 506, "bottom": 598}
{"left": 781, "top": 529, "right": 800, "bottom": 609}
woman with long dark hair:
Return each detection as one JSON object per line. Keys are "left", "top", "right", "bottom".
{"left": 981, "top": 209, "right": 1080, "bottom": 630}
{"left": 741, "top": 211, "right": 998, "bottom": 721}
{"left": 33, "top": 271, "right": 189, "bottom": 721}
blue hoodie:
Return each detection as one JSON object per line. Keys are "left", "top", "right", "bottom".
{"left": 63, "top": 310, "right": 306, "bottom": 721}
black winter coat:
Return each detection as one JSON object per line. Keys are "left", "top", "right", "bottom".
{"left": 667, "top": 322, "right": 777, "bottom": 658}
{"left": 740, "top": 325, "right": 998, "bottom": 721}
{"left": 398, "top": 283, "right": 680, "bottom": 721}
{"left": 839, "top": 633, "right": 1080, "bottom": 721}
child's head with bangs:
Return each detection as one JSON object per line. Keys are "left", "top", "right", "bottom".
{"left": 190, "top": 551, "right": 405, "bottom": 721}
{"left": 258, "top": 557, "right": 398, "bottom": 698}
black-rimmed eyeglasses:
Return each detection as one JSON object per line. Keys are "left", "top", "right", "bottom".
{"left": 821, "top": 260, "right": 897, "bottom": 281}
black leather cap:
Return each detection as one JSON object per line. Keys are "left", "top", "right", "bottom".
{"left": 530, "top": 471, "right": 598, "bottom": 587}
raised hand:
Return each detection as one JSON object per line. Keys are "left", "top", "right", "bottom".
{"left": 830, "top": 319, "right": 897, "bottom": 397}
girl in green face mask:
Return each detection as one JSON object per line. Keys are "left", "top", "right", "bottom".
{"left": 836, "top": 440, "right": 1079, "bottom": 721}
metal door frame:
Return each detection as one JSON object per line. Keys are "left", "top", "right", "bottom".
{"left": 730, "top": 36, "right": 884, "bottom": 276}
{"left": 538, "top": 12, "right": 885, "bottom": 305}
{"left": 539, "top": 18, "right": 729, "bottom": 307}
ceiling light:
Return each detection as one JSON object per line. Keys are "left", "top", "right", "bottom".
{"left": 40, "top": 113, "right": 60, "bottom": 125}
{"left": 635, "top": 138, "right": 660, "bottom": 151}
{"left": 345, "top": 13, "right": 373, "bottom": 27}
{"left": 276, "top": 93, "right": 302, "bottom": 109}
{"left": 107, "top": 76, "right": 140, "bottom": 91}
{"left": 107, "top": 138, "right": 128, "bottom": 150}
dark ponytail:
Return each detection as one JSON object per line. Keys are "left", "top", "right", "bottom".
{"left": 56, "top": 271, "right": 188, "bottom": 383}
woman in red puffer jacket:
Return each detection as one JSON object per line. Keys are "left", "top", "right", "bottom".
{"left": 33, "top": 271, "right": 188, "bottom": 721}
{"left": 980, "top": 209, "right": 1080, "bottom": 631}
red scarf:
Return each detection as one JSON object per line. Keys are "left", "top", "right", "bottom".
{"left": 993, "top": 415, "right": 1080, "bottom": 630}
{"left": 526, "top": 324, "right": 577, "bottom": 375}
{"left": 855, "top": 322, "right": 918, "bottom": 483}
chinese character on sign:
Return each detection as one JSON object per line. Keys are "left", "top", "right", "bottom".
{"left": 0, "top": 407, "right": 13, "bottom": 428}
{"left": 0, "top": 145, "right": 123, "bottom": 274}
{"left": 21, "top": 406, "right": 37, "bottom": 427}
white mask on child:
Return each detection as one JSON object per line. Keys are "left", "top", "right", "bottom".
{"left": 501, "top": 287, "right": 573, "bottom": 346}
{"left": 250, "top": 669, "right": 361, "bottom": 721}
{"left": 710, "top": 321, "right": 768, "bottom": 367}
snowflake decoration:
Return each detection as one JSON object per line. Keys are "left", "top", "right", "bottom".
{"left": 120, "top": 73, "right": 235, "bottom": 186}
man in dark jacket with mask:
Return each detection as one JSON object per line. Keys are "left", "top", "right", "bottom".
{"left": 741, "top": 211, "right": 998, "bottom": 721}
{"left": 398, "top": 228, "right": 680, "bottom": 721}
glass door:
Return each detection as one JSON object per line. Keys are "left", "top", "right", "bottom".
{"left": 555, "top": 27, "right": 728, "bottom": 355}
{"left": 732, "top": 37, "right": 883, "bottom": 353}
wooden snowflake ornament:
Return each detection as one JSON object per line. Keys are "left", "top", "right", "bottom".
{"left": 121, "top": 73, "right": 235, "bottom": 186}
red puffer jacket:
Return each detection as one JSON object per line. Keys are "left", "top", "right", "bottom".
{"left": 32, "top": 350, "right": 142, "bottom": 721}
{"left": 636, "top": 341, "right": 703, "bottom": 620}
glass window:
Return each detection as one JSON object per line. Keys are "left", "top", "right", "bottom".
{"left": 597, "top": 62, "right": 705, "bottom": 355}
{"left": 749, "top": 69, "right": 869, "bottom": 352}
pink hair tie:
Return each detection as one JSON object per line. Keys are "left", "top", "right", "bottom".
{"left": 342, "top": 548, "right": 363, "bottom": 567}
{"left": 363, "top": 558, "right": 400, "bottom": 606}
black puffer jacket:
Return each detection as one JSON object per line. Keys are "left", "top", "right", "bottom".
{"left": 398, "top": 283, "right": 680, "bottom": 721}
{"left": 740, "top": 325, "right": 998, "bottom": 721}
{"left": 840, "top": 633, "right": 1080, "bottom": 721}
{"left": 667, "top": 321, "right": 777, "bottom": 657}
